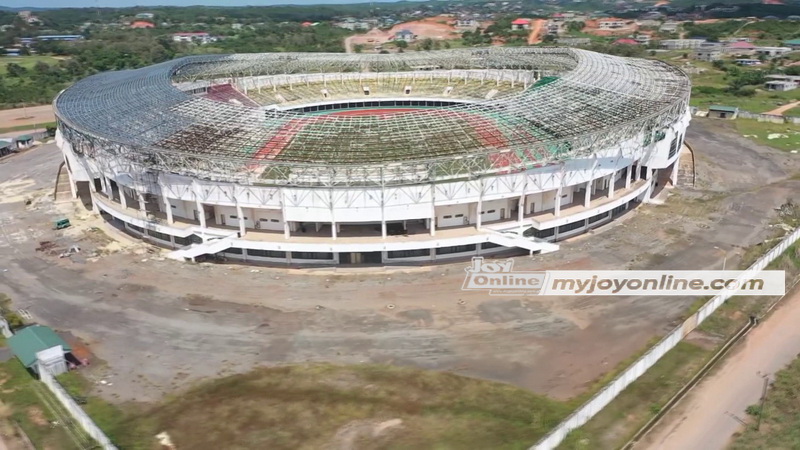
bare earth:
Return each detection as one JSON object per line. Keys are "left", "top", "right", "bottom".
{"left": 764, "top": 100, "right": 800, "bottom": 116}
{"left": 0, "top": 105, "right": 55, "bottom": 129}
{"left": 0, "top": 119, "right": 799, "bottom": 407}
{"left": 345, "top": 16, "right": 461, "bottom": 53}
{"left": 641, "top": 285, "right": 800, "bottom": 450}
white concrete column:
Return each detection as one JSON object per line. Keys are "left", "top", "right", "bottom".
{"left": 236, "top": 203, "right": 246, "bottom": 237}
{"left": 99, "top": 176, "right": 109, "bottom": 195}
{"left": 331, "top": 221, "right": 337, "bottom": 240}
{"left": 554, "top": 186, "right": 563, "bottom": 217}
{"left": 164, "top": 197, "right": 174, "bottom": 224}
{"left": 634, "top": 164, "right": 641, "bottom": 181}
{"left": 625, "top": 165, "right": 631, "bottom": 189}
{"left": 119, "top": 187, "right": 128, "bottom": 209}
{"left": 137, "top": 192, "right": 147, "bottom": 212}
{"left": 429, "top": 216, "right": 436, "bottom": 236}
{"left": 476, "top": 198, "right": 483, "bottom": 230}
{"left": 517, "top": 195, "right": 525, "bottom": 232}
{"left": 284, "top": 221, "right": 291, "bottom": 239}
{"left": 670, "top": 159, "right": 679, "bottom": 186}
{"left": 195, "top": 198, "right": 206, "bottom": 228}
{"left": 646, "top": 168, "right": 653, "bottom": 180}
{"left": 584, "top": 181, "right": 591, "bottom": 208}
{"left": 381, "top": 221, "right": 387, "bottom": 239}
{"left": 430, "top": 182, "right": 436, "bottom": 237}
{"left": 608, "top": 171, "right": 616, "bottom": 199}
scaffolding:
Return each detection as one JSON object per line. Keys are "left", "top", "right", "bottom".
{"left": 54, "top": 47, "right": 691, "bottom": 187}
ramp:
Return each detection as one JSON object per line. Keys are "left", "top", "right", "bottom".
{"left": 484, "top": 230, "right": 559, "bottom": 254}
{"left": 166, "top": 238, "right": 233, "bottom": 261}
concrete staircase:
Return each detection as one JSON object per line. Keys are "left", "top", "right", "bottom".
{"left": 53, "top": 162, "right": 73, "bottom": 203}
{"left": 677, "top": 144, "right": 696, "bottom": 188}
{"left": 484, "top": 229, "right": 560, "bottom": 254}
{"left": 166, "top": 238, "right": 234, "bottom": 262}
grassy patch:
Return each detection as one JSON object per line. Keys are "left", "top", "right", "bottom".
{"left": 0, "top": 56, "right": 63, "bottom": 74}
{"left": 730, "top": 355, "right": 800, "bottom": 449}
{"left": 735, "top": 119, "right": 800, "bottom": 151}
{"left": 0, "top": 121, "right": 56, "bottom": 134}
{"left": 59, "top": 363, "right": 571, "bottom": 450}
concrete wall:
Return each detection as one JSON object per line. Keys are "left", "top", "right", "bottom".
{"left": 39, "top": 367, "right": 117, "bottom": 450}
{"left": 533, "top": 225, "right": 800, "bottom": 450}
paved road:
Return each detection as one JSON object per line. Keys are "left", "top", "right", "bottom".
{"left": 642, "top": 288, "right": 800, "bottom": 450}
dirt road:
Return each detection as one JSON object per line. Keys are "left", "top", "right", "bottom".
{"left": 764, "top": 100, "right": 800, "bottom": 116}
{"left": 0, "top": 105, "right": 54, "bottom": 129}
{"left": 528, "top": 19, "right": 546, "bottom": 45}
{"left": 641, "top": 287, "right": 800, "bottom": 450}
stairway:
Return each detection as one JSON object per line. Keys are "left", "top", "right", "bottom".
{"left": 677, "top": 144, "right": 696, "bottom": 188}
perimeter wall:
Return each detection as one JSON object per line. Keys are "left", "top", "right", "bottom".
{"left": 533, "top": 225, "right": 800, "bottom": 449}
{"left": 39, "top": 367, "right": 118, "bottom": 450}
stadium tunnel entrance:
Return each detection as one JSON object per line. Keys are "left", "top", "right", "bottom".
{"left": 339, "top": 252, "right": 383, "bottom": 265}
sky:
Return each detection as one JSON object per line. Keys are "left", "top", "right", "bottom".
{"left": 1, "top": 0, "right": 397, "bottom": 7}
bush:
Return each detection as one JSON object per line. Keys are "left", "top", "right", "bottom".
{"left": 693, "top": 85, "right": 726, "bottom": 95}
{"left": 728, "top": 87, "right": 756, "bottom": 97}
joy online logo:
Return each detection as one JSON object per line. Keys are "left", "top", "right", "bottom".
{"left": 462, "top": 257, "right": 549, "bottom": 296}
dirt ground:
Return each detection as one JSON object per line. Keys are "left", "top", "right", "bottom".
{"left": 345, "top": 16, "right": 462, "bottom": 53}
{"left": 0, "top": 119, "right": 799, "bottom": 408}
{"left": 764, "top": 100, "right": 800, "bottom": 116}
{"left": 0, "top": 105, "right": 54, "bottom": 129}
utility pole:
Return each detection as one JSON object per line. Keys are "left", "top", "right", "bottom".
{"left": 756, "top": 376, "right": 769, "bottom": 431}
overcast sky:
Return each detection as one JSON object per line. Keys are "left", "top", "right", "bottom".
{"left": 2, "top": 0, "right": 393, "bottom": 7}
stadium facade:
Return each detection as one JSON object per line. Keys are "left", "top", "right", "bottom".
{"left": 54, "top": 48, "right": 691, "bottom": 265}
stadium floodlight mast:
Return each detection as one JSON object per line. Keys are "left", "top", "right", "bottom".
{"left": 54, "top": 47, "right": 690, "bottom": 188}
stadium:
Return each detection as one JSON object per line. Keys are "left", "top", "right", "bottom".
{"left": 54, "top": 48, "right": 691, "bottom": 265}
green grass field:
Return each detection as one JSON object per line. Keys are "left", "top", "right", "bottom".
{"left": 59, "top": 363, "right": 570, "bottom": 450}
{"left": 735, "top": 119, "right": 800, "bottom": 152}
{"left": 0, "top": 56, "right": 63, "bottom": 74}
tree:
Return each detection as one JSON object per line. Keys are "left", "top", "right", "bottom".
{"left": 395, "top": 39, "right": 408, "bottom": 49}
{"left": 712, "top": 60, "right": 725, "bottom": 70}
{"left": 5, "top": 63, "right": 26, "bottom": 78}
{"left": 419, "top": 38, "right": 434, "bottom": 51}
{"left": 566, "top": 21, "right": 584, "bottom": 33}
{"left": 353, "top": 43, "right": 364, "bottom": 53}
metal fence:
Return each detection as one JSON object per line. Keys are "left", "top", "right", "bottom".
{"left": 533, "top": 226, "right": 800, "bottom": 450}
{"left": 38, "top": 367, "right": 117, "bottom": 450}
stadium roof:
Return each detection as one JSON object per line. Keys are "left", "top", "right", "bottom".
{"left": 53, "top": 48, "right": 691, "bottom": 186}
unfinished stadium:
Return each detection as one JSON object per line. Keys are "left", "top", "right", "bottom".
{"left": 54, "top": 48, "right": 691, "bottom": 265}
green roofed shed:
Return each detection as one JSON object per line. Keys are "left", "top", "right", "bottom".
{"left": 709, "top": 105, "right": 738, "bottom": 113}
{"left": 8, "top": 325, "right": 71, "bottom": 369}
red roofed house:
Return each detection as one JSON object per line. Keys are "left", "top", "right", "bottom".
{"left": 614, "top": 38, "right": 639, "bottom": 45}
{"left": 511, "top": 18, "right": 531, "bottom": 31}
{"left": 301, "top": 21, "right": 314, "bottom": 27}
{"left": 725, "top": 41, "right": 756, "bottom": 55}
{"left": 130, "top": 21, "right": 155, "bottom": 29}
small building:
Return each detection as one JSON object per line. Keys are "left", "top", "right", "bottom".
{"left": 694, "top": 47, "right": 723, "bottom": 62}
{"left": 394, "top": 29, "right": 415, "bottom": 42}
{"left": 765, "top": 80, "right": 796, "bottom": 91}
{"left": 634, "top": 34, "right": 651, "bottom": 45}
{"left": 557, "top": 37, "right": 591, "bottom": 46}
{"left": 0, "top": 139, "right": 13, "bottom": 157}
{"left": 708, "top": 105, "right": 739, "bottom": 120}
{"left": 660, "top": 39, "right": 706, "bottom": 50}
{"left": 660, "top": 21, "right": 680, "bottom": 32}
{"left": 784, "top": 39, "right": 800, "bottom": 49}
{"left": 36, "top": 35, "right": 84, "bottom": 42}
{"left": 172, "top": 32, "right": 218, "bottom": 44}
{"left": 511, "top": 18, "right": 531, "bottom": 30}
{"left": 736, "top": 58, "right": 762, "bottom": 66}
{"left": 8, "top": 325, "right": 72, "bottom": 376}
{"left": 15, "top": 135, "right": 34, "bottom": 149}
{"left": 598, "top": 18, "right": 626, "bottom": 30}
{"left": 725, "top": 41, "right": 756, "bottom": 55}
{"left": 301, "top": 21, "right": 314, "bottom": 27}
{"left": 136, "top": 12, "right": 155, "bottom": 20}
{"left": 130, "top": 21, "right": 155, "bottom": 29}
{"left": 754, "top": 47, "right": 792, "bottom": 58}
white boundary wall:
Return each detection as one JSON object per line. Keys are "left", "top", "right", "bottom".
{"left": 534, "top": 226, "right": 800, "bottom": 450}
{"left": 39, "top": 367, "right": 117, "bottom": 450}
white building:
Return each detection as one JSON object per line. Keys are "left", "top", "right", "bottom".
{"left": 661, "top": 39, "right": 706, "bottom": 50}
{"left": 172, "top": 32, "right": 219, "bottom": 44}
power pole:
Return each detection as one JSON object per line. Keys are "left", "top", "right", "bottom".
{"left": 755, "top": 376, "right": 769, "bottom": 431}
